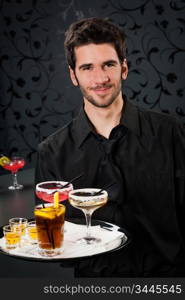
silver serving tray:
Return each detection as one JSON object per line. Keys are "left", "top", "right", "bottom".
{"left": 0, "top": 219, "right": 131, "bottom": 262}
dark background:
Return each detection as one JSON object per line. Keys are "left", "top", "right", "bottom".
{"left": 0, "top": 0, "right": 185, "bottom": 173}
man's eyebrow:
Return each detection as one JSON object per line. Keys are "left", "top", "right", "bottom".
{"left": 102, "top": 60, "right": 118, "bottom": 66}
{"left": 78, "top": 60, "right": 119, "bottom": 70}
{"left": 78, "top": 63, "right": 92, "bottom": 70}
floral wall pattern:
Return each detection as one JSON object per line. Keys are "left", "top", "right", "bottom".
{"left": 0, "top": 0, "right": 185, "bottom": 173}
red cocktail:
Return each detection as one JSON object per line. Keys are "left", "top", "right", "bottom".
{"left": 2, "top": 156, "right": 25, "bottom": 190}
{"left": 3, "top": 158, "right": 25, "bottom": 173}
{"left": 36, "top": 181, "right": 73, "bottom": 203}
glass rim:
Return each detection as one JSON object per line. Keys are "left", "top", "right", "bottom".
{"left": 35, "top": 202, "right": 66, "bottom": 210}
{"left": 36, "top": 181, "right": 73, "bottom": 193}
{"left": 28, "top": 220, "right": 36, "bottom": 225}
{"left": 8, "top": 157, "right": 25, "bottom": 161}
{"left": 9, "top": 217, "right": 28, "bottom": 223}
{"left": 69, "top": 188, "right": 108, "bottom": 200}
{"left": 3, "top": 224, "right": 12, "bottom": 231}
{"left": 3, "top": 157, "right": 25, "bottom": 166}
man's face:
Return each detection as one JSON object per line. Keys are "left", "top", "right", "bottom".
{"left": 69, "top": 43, "right": 128, "bottom": 108}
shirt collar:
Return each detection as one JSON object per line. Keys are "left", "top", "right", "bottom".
{"left": 73, "top": 106, "right": 93, "bottom": 148}
{"left": 73, "top": 99, "right": 141, "bottom": 148}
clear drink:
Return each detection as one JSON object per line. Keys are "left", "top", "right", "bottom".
{"left": 69, "top": 188, "right": 108, "bottom": 244}
{"left": 69, "top": 191, "right": 107, "bottom": 213}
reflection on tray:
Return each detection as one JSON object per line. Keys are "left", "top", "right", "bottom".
{"left": 0, "top": 220, "right": 128, "bottom": 260}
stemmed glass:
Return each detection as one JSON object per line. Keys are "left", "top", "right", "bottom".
{"left": 2, "top": 156, "right": 25, "bottom": 190}
{"left": 68, "top": 188, "right": 108, "bottom": 244}
{"left": 36, "top": 181, "right": 73, "bottom": 203}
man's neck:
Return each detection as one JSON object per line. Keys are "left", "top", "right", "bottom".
{"left": 84, "top": 96, "right": 124, "bottom": 139}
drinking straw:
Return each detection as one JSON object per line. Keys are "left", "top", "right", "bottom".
{"left": 40, "top": 205, "right": 54, "bottom": 249}
{"left": 41, "top": 172, "right": 84, "bottom": 208}
{"left": 36, "top": 203, "right": 54, "bottom": 248}
{"left": 93, "top": 182, "right": 117, "bottom": 196}
{"left": 61, "top": 173, "right": 84, "bottom": 188}
{"left": 44, "top": 219, "right": 54, "bottom": 249}
{"left": 50, "top": 229, "right": 55, "bottom": 249}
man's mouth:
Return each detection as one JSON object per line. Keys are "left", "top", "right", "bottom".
{"left": 91, "top": 85, "right": 112, "bottom": 93}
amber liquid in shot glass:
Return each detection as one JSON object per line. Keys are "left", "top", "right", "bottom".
{"left": 3, "top": 225, "right": 21, "bottom": 249}
{"left": 27, "top": 221, "right": 38, "bottom": 244}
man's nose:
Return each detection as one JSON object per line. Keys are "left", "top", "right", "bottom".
{"left": 92, "top": 68, "right": 110, "bottom": 84}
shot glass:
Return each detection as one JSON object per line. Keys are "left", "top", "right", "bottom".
{"left": 3, "top": 225, "right": 21, "bottom": 249}
{"left": 9, "top": 218, "right": 28, "bottom": 236}
{"left": 34, "top": 203, "right": 66, "bottom": 257}
{"left": 27, "top": 221, "right": 38, "bottom": 244}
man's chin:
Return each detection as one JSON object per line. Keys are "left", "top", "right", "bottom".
{"left": 93, "top": 103, "right": 113, "bottom": 108}
{"left": 85, "top": 97, "right": 116, "bottom": 108}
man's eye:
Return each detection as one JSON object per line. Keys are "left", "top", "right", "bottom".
{"left": 105, "top": 63, "right": 115, "bottom": 67}
{"left": 82, "top": 66, "right": 92, "bottom": 71}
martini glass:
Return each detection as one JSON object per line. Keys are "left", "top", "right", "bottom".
{"left": 36, "top": 181, "right": 73, "bottom": 203}
{"left": 2, "top": 156, "right": 25, "bottom": 190}
{"left": 68, "top": 188, "right": 108, "bottom": 244}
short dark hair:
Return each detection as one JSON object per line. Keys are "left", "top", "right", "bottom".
{"left": 64, "top": 17, "right": 127, "bottom": 70}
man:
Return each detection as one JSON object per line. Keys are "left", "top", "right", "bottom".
{"left": 35, "top": 17, "right": 185, "bottom": 277}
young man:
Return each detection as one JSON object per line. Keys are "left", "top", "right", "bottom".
{"left": 35, "top": 17, "right": 185, "bottom": 276}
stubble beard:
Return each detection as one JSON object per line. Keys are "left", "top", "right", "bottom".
{"left": 75, "top": 74, "right": 123, "bottom": 108}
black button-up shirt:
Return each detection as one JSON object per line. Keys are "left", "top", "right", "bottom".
{"left": 35, "top": 99, "right": 185, "bottom": 276}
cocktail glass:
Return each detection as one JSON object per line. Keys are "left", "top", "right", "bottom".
{"left": 34, "top": 203, "right": 66, "bottom": 256}
{"left": 2, "top": 156, "right": 25, "bottom": 190}
{"left": 36, "top": 181, "right": 73, "bottom": 203}
{"left": 68, "top": 188, "right": 108, "bottom": 244}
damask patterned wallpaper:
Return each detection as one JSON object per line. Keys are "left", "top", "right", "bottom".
{"left": 0, "top": 0, "right": 185, "bottom": 172}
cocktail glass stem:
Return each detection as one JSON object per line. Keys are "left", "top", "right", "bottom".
{"left": 83, "top": 211, "right": 100, "bottom": 244}
{"left": 13, "top": 172, "right": 18, "bottom": 187}
{"left": 84, "top": 212, "right": 92, "bottom": 239}
{"left": 9, "top": 171, "right": 23, "bottom": 190}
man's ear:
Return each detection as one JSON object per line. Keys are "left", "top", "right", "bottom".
{"left": 121, "top": 59, "right": 128, "bottom": 80}
{"left": 69, "top": 67, "right": 78, "bottom": 86}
